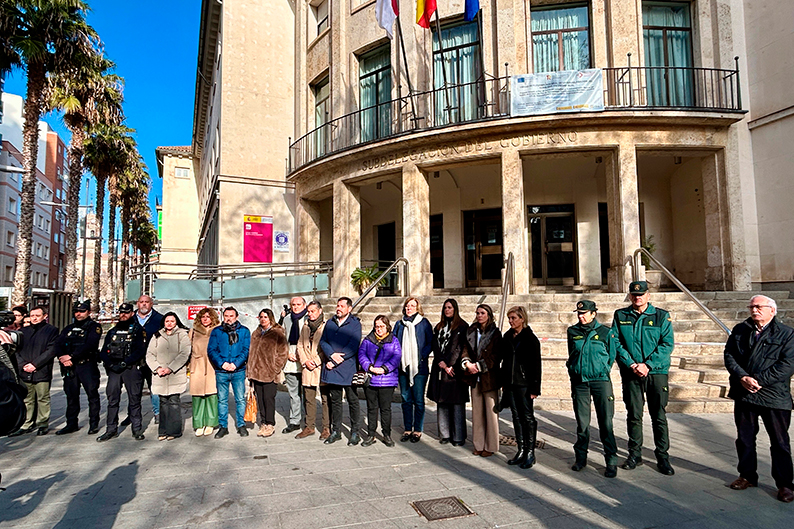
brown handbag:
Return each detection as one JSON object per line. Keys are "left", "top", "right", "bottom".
{"left": 243, "top": 386, "right": 258, "bottom": 422}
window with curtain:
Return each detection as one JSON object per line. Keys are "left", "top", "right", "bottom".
{"left": 433, "top": 21, "right": 483, "bottom": 125}
{"left": 531, "top": 3, "right": 591, "bottom": 73}
{"left": 313, "top": 77, "right": 330, "bottom": 157}
{"left": 642, "top": 1, "right": 694, "bottom": 106}
{"left": 359, "top": 46, "right": 392, "bottom": 142}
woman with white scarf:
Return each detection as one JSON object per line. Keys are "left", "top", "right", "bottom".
{"left": 393, "top": 297, "right": 434, "bottom": 443}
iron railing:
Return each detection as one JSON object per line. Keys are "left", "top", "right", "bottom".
{"left": 352, "top": 257, "right": 409, "bottom": 310}
{"left": 288, "top": 62, "right": 742, "bottom": 173}
{"left": 498, "top": 252, "right": 515, "bottom": 332}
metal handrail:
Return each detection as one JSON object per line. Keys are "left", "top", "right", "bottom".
{"left": 352, "top": 257, "right": 409, "bottom": 310}
{"left": 632, "top": 248, "right": 730, "bottom": 335}
{"left": 498, "top": 252, "right": 515, "bottom": 331}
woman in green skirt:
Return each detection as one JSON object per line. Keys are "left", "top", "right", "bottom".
{"left": 190, "top": 308, "right": 220, "bottom": 435}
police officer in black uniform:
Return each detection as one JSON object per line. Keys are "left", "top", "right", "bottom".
{"left": 97, "top": 303, "right": 147, "bottom": 442}
{"left": 55, "top": 299, "right": 103, "bottom": 435}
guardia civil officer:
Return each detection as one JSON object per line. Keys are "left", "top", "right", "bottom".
{"left": 567, "top": 300, "right": 619, "bottom": 478}
{"left": 54, "top": 300, "right": 103, "bottom": 436}
{"left": 97, "top": 303, "right": 147, "bottom": 442}
{"left": 613, "top": 281, "right": 675, "bottom": 475}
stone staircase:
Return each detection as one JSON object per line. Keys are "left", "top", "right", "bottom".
{"left": 334, "top": 291, "right": 794, "bottom": 414}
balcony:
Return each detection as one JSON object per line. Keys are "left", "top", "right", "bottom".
{"left": 288, "top": 64, "right": 743, "bottom": 174}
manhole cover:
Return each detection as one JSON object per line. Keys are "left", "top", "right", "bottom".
{"left": 411, "top": 496, "right": 474, "bottom": 521}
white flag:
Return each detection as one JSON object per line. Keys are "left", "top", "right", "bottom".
{"left": 376, "top": 0, "right": 398, "bottom": 39}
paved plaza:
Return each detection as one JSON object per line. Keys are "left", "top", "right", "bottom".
{"left": 1, "top": 377, "right": 793, "bottom": 529}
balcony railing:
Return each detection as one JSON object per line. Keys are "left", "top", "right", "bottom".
{"left": 289, "top": 63, "right": 742, "bottom": 173}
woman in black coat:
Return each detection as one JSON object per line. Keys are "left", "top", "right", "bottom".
{"left": 427, "top": 299, "right": 470, "bottom": 446}
{"left": 500, "top": 306, "right": 542, "bottom": 469}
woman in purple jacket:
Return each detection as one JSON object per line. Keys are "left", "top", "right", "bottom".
{"left": 358, "top": 315, "right": 402, "bottom": 447}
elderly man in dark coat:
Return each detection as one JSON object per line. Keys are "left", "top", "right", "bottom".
{"left": 724, "top": 294, "right": 794, "bottom": 503}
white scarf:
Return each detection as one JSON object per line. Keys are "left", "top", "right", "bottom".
{"left": 400, "top": 314, "right": 423, "bottom": 385}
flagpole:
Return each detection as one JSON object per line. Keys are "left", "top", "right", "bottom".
{"left": 432, "top": 10, "right": 454, "bottom": 124}
{"left": 394, "top": 10, "right": 418, "bottom": 126}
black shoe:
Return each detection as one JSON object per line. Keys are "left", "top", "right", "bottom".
{"left": 348, "top": 433, "right": 361, "bottom": 446}
{"left": 8, "top": 426, "right": 34, "bottom": 437}
{"left": 133, "top": 431, "right": 145, "bottom": 441}
{"left": 361, "top": 435, "right": 376, "bottom": 447}
{"left": 400, "top": 433, "right": 412, "bottom": 442}
{"left": 324, "top": 431, "right": 342, "bottom": 444}
{"left": 214, "top": 427, "right": 229, "bottom": 439}
{"left": 656, "top": 460, "right": 675, "bottom": 476}
{"left": 410, "top": 433, "right": 421, "bottom": 443}
{"left": 238, "top": 427, "right": 249, "bottom": 437}
{"left": 88, "top": 427, "right": 100, "bottom": 435}
{"left": 36, "top": 427, "right": 49, "bottom": 436}
{"left": 153, "top": 415, "right": 159, "bottom": 425}
{"left": 605, "top": 465, "right": 618, "bottom": 478}
{"left": 282, "top": 423, "right": 300, "bottom": 434}
{"left": 120, "top": 416, "right": 131, "bottom": 427}
{"left": 571, "top": 459, "right": 587, "bottom": 472}
{"left": 451, "top": 440, "right": 466, "bottom": 447}
{"left": 621, "top": 456, "right": 642, "bottom": 470}
{"left": 96, "top": 431, "right": 119, "bottom": 442}
{"left": 383, "top": 436, "right": 395, "bottom": 447}
{"left": 439, "top": 438, "right": 450, "bottom": 445}
{"left": 56, "top": 425, "right": 80, "bottom": 436}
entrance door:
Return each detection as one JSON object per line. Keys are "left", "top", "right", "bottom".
{"left": 464, "top": 209, "right": 503, "bottom": 287}
{"left": 529, "top": 205, "right": 577, "bottom": 286}
{"left": 377, "top": 222, "right": 396, "bottom": 293}
{"left": 430, "top": 214, "right": 444, "bottom": 289}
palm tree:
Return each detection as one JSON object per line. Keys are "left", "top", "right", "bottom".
{"left": 118, "top": 159, "right": 151, "bottom": 300}
{"left": 47, "top": 52, "right": 124, "bottom": 294}
{"left": 1, "top": 0, "right": 97, "bottom": 306}
{"left": 82, "top": 123, "right": 135, "bottom": 312}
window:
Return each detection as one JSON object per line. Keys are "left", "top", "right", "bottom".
{"left": 642, "top": 1, "right": 693, "bottom": 106}
{"left": 6, "top": 231, "right": 14, "bottom": 247}
{"left": 313, "top": 76, "right": 330, "bottom": 157}
{"left": 531, "top": 3, "right": 591, "bottom": 73}
{"left": 36, "top": 243, "right": 42, "bottom": 258}
{"left": 35, "top": 272, "right": 40, "bottom": 286}
{"left": 54, "top": 233, "right": 59, "bottom": 244}
{"left": 433, "top": 21, "right": 483, "bottom": 125}
{"left": 44, "top": 246, "right": 49, "bottom": 260}
{"left": 5, "top": 266, "right": 12, "bottom": 282}
{"left": 175, "top": 167, "right": 190, "bottom": 178}
{"left": 311, "top": 0, "right": 329, "bottom": 37}
{"left": 359, "top": 46, "right": 392, "bottom": 142}
{"left": 43, "top": 273, "right": 48, "bottom": 287}
{"left": 8, "top": 197, "right": 17, "bottom": 216}
{"left": 45, "top": 219, "right": 50, "bottom": 233}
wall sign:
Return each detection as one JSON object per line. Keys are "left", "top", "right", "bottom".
{"left": 243, "top": 215, "right": 273, "bottom": 263}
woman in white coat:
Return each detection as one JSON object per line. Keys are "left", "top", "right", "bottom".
{"left": 147, "top": 312, "right": 191, "bottom": 440}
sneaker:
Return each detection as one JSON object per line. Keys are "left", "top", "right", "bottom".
{"left": 348, "top": 433, "right": 361, "bottom": 446}
{"left": 257, "top": 424, "right": 267, "bottom": 437}
{"left": 214, "top": 427, "right": 229, "bottom": 439}
{"left": 295, "top": 427, "right": 315, "bottom": 439}
{"left": 238, "top": 426, "right": 249, "bottom": 437}
{"left": 203, "top": 426, "right": 215, "bottom": 436}
{"left": 263, "top": 425, "right": 275, "bottom": 437}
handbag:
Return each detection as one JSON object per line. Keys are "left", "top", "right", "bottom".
{"left": 243, "top": 386, "right": 258, "bottom": 423}
{"left": 352, "top": 342, "right": 384, "bottom": 387}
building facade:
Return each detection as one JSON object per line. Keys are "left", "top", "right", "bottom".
{"left": 286, "top": 0, "right": 760, "bottom": 297}
{"left": 155, "top": 146, "right": 199, "bottom": 270}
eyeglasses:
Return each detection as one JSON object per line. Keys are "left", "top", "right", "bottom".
{"left": 747, "top": 304, "right": 773, "bottom": 310}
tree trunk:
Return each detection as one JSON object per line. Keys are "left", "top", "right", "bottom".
{"left": 64, "top": 128, "right": 86, "bottom": 293}
{"left": 107, "top": 199, "right": 116, "bottom": 301}
{"left": 11, "top": 64, "right": 46, "bottom": 307}
{"left": 91, "top": 176, "right": 106, "bottom": 313}
{"left": 119, "top": 206, "right": 130, "bottom": 303}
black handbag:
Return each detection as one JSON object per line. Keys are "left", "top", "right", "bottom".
{"left": 352, "top": 343, "right": 384, "bottom": 387}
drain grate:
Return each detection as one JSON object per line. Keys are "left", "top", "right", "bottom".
{"left": 411, "top": 496, "right": 474, "bottom": 521}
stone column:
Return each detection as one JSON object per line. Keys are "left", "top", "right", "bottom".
{"left": 501, "top": 150, "right": 530, "bottom": 294}
{"left": 606, "top": 0, "right": 642, "bottom": 67}
{"left": 719, "top": 136, "right": 752, "bottom": 291}
{"left": 605, "top": 144, "right": 641, "bottom": 292}
{"left": 297, "top": 198, "right": 321, "bottom": 262}
{"left": 402, "top": 163, "right": 432, "bottom": 295}
{"left": 331, "top": 180, "right": 360, "bottom": 298}
{"left": 701, "top": 153, "right": 727, "bottom": 290}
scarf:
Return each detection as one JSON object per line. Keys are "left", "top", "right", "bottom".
{"left": 400, "top": 313, "right": 423, "bottom": 386}
{"left": 289, "top": 308, "right": 307, "bottom": 345}
{"left": 307, "top": 315, "right": 324, "bottom": 343}
{"left": 437, "top": 321, "right": 452, "bottom": 354}
{"left": 222, "top": 322, "right": 239, "bottom": 345}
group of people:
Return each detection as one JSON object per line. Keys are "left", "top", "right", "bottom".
{"left": 1, "top": 284, "right": 792, "bottom": 503}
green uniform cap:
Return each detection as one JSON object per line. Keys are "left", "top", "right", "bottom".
{"left": 629, "top": 281, "right": 649, "bottom": 294}
{"left": 574, "top": 300, "right": 597, "bottom": 312}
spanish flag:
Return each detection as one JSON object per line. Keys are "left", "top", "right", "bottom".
{"left": 416, "top": 0, "right": 436, "bottom": 28}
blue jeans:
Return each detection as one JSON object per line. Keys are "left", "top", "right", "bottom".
{"left": 151, "top": 394, "right": 160, "bottom": 416}
{"left": 216, "top": 370, "right": 247, "bottom": 428}
{"left": 399, "top": 372, "right": 428, "bottom": 432}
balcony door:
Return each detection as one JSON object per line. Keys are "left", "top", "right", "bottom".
{"left": 643, "top": 1, "right": 694, "bottom": 106}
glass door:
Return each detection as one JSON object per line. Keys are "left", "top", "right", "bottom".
{"left": 529, "top": 205, "right": 577, "bottom": 286}
{"left": 464, "top": 209, "right": 503, "bottom": 287}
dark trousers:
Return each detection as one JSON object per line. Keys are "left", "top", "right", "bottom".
{"left": 509, "top": 385, "right": 537, "bottom": 445}
{"left": 735, "top": 401, "right": 794, "bottom": 489}
{"left": 572, "top": 379, "right": 618, "bottom": 465}
{"left": 622, "top": 372, "right": 669, "bottom": 461}
{"left": 328, "top": 384, "right": 360, "bottom": 435}
{"left": 63, "top": 362, "right": 101, "bottom": 430}
{"left": 364, "top": 385, "right": 395, "bottom": 437}
{"left": 252, "top": 380, "right": 278, "bottom": 426}
{"left": 158, "top": 394, "right": 183, "bottom": 437}
{"left": 438, "top": 403, "right": 467, "bottom": 443}
{"left": 105, "top": 367, "right": 143, "bottom": 434}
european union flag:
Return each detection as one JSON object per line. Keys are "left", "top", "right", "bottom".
{"left": 464, "top": 0, "right": 479, "bottom": 21}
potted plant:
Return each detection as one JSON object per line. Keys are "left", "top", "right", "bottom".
{"left": 350, "top": 265, "right": 388, "bottom": 295}
{"left": 641, "top": 235, "right": 667, "bottom": 290}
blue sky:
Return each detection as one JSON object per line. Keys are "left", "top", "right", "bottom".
{"left": 3, "top": 0, "right": 200, "bottom": 225}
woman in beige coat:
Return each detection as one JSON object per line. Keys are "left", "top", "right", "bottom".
{"left": 296, "top": 301, "right": 328, "bottom": 439}
{"left": 189, "top": 308, "right": 220, "bottom": 436}
{"left": 147, "top": 312, "right": 191, "bottom": 440}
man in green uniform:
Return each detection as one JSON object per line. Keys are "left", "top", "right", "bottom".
{"left": 613, "top": 281, "right": 675, "bottom": 475}
{"left": 567, "top": 300, "right": 619, "bottom": 478}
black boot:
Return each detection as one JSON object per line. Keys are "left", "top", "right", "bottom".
{"left": 507, "top": 422, "right": 527, "bottom": 466}
{"left": 520, "top": 421, "right": 537, "bottom": 469}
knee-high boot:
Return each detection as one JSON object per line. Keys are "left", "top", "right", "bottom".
{"left": 507, "top": 420, "right": 527, "bottom": 466}
{"left": 520, "top": 420, "right": 537, "bottom": 469}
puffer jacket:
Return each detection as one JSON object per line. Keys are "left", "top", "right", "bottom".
{"left": 358, "top": 332, "right": 402, "bottom": 387}
{"left": 247, "top": 325, "right": 289, "bottom": 384}
{"left": 146, "top": 327, "right": 191, "bottom": 395}
{"left": 566, "top": 320, "right": 618, "bottom": 382}
{"left": 500, "top": 326, "right": 542, "bottom": 395}
{"left": 725, "top": 317, "right": 794, "bottom": 410}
